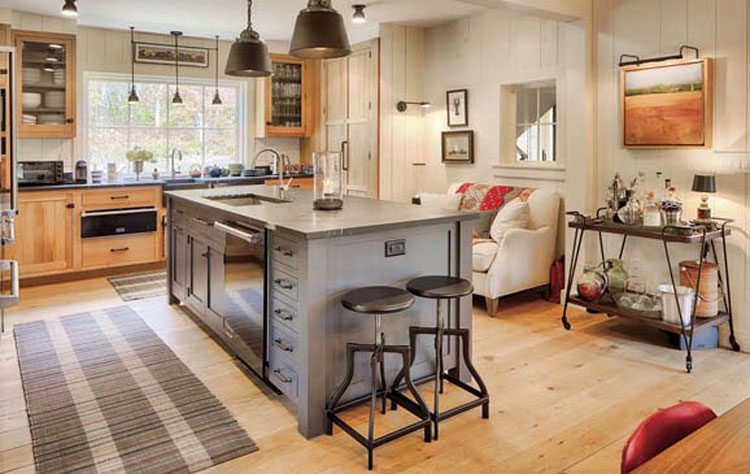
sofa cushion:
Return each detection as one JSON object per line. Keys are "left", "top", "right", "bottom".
{"left": 473, "top": 241, "right": 498, "bottom": 272}
{"left": 490, "top": 198, "right": 530, "bottom": 243}
{"left": 419, "top": 193, "right": 462, "bottom": 210}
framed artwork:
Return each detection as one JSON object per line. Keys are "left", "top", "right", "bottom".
{"left": 442, "top": 130, "right": 474, "bottom": 163}
{"left": 134, "top": 42, "right": 210, "bottom": 68}
{"left": 447, "top": 89, "right": 469, "bottom": 127}
{"left": 621, "top": 58, "right": 713, "bottom": 148}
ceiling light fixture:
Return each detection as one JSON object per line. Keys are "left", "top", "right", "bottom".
{"left": 352, "top": 4, "right": 366, "bottom": 24}
{"left": 396, "top": 101, "right": 431, "bottom": 112}
{"left": 61, "top": 0, "right": 78, "bottom": 17}
{"left": 290, "top": 0, "right": 352, "bottom": 59}
{"left": 171, "top": 31, "right": 184, "bottom": 105}
{"left": 212, "top": 36, "right": 223, "bottom": 105}
{"left": 128, "top": 27, "right": 139, "bottom": 104}
{"left": 225, "top": 0, "right": 272, "bottom": 77}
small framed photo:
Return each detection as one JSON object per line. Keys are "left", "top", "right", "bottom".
{"left": 446, "top": 89, "right": 469, "bottom": 127}
{"left": 134, "top": 42, "right": 210, "bottom": 68}
{"left": 442, "top": 130, "right": 474, "bottom": 163}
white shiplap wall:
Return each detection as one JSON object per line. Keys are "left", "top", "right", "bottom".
{"left": 595, "top": 0, "right": 750, "bottom": 349}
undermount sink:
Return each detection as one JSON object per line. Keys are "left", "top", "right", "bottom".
{"left": 163, "top": 177, "right": 201, "bottom": 184}
{"left": 206, "top": 193, "right": 289, "bottom": 206}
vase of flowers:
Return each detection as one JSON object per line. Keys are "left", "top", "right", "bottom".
{"left": 125, "top": 148, "right": 155, "bottom": 181}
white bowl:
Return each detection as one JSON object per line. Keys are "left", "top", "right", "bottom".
{"left": 22, "top": 92, "right": 42, "bottom": 109}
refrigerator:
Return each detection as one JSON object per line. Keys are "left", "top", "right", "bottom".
{"left": 0, "top": 46, "right": 20, "bottom": 333}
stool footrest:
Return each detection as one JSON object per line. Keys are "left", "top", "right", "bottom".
{"left": 436, "top": 395, "right": 490, "bottom": 422}
{"left": 442, "top": 373, "right": 485, "bottom": 399}
{"left": 390, "top": 391, "right": 428, "bottom": 418}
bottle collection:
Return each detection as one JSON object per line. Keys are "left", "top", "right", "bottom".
{"left": 605, "top": 171, "right": 684, "bottom": 227}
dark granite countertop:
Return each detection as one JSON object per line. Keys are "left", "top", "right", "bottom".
{"left": 165, "top": 185, "right": 478, "bottom": 240}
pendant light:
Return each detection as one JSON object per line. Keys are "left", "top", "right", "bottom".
{"left": 352, "top": 5, "right": 366, "bottom": 24}
{"left": 225, "top": 0, "right": 272, "bottom": 77}
{"left": 61, "top": 0, "right": 78, "bottom": 17}
{"left": 128, "top": 27, "right": 139, "bottom": 104}
{"left": 212, "top": 35, "right": 223, "bottom": 105}
{"left": 290, "top": 0, "right": 351, "bottom": 59}
{"left": 171, "top": 31, "right": 184, "bottom": 105}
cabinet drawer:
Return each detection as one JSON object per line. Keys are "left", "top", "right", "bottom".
{"left": 82, "top": 187, "right": 158, "bottom": 210}
{"left": 272, "top": 268, "right": 298, "bottom": 302}
{"left": 269, "top": 321, "right": 298, "bottom": 364}
{"left": 272, "top": 236, "right": 299, "bottom": 271}
{"left": 271, "top": 297, "right": 299, "bottom": 333}
{"left": 82, "top": 233, "right": 157, "bottom": 269}
{"left": 268, "top": 357, "right": 298, "bottom": 403}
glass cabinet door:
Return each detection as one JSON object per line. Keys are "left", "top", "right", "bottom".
{"left": 265, "top": 56, "right": 307, "bottom": 137}
{"left": 15, "top": 32, "right": 76, "bottom": 139}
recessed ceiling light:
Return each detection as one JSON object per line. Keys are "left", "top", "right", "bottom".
{"left": 352, "top": 4, "right": 366, "bottom": 24}
{"left": 61, "top": 0, "right": 78, "bottom": 17}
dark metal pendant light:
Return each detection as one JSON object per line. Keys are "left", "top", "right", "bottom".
{"left": 212, "top": 35, "right": 223, "bottom": 105}
{"left": 61, "top": 0, "right": 78, "bottom": 17}
{"left": 171, "top": 31, "right": 184, "bottom": 105}
{"left": 225, "top": 0, "right": 272, "bottom": 77}
{"left": 290, "top": 0, "right": 351, "bottom": 59}
{"left": 128, "top": 27, "right": 139, "bottom": 104}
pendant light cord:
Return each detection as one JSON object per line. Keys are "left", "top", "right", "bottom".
{"left": 215, "top": 35, "right": 219, "bottom": 92}
{"left": 174, "top": 33, "right": 179, "bottom": 94}
{"left": 247, "top": 0, "right": 253, "bottom": 30}
{"left": 130, "top": 27, "right": 135, "bottom": 87}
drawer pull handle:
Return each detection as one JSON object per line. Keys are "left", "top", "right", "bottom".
{"left": 272, "top": 368, "right": 292, "bottom": 384}
{"left": 110, "top": 247, "right": 130, "bottom": 253}
{"left": 224, "top": 325, "right": 236, "bottom": 339}
{"left": 273, "top": 338, "right": 294, "bottom": 352}
{"left": 274, "top": 279, "right": 295, "bottom": 290}
{"left": 110, "top": 195, "right": 130, "bottom": 200}
{"left": 274, "top": 308, "right": 294, "bottom": 321}
{"left": 275, "top": 246, "right": 295, "bottom": 257}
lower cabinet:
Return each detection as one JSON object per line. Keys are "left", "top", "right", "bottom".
{"left": 171, "top": 224, "right": 189, "bottom": 301}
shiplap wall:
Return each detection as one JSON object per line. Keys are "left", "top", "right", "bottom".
{"left": 12, "top": 11, "right": 299, "bottom": 169}
{"left": 595, "top": 0, "right": 750, "bottom": 349}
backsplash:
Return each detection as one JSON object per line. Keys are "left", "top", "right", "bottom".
{"left": 253, "top": 138, "right": 301, "bottom": 164}
{"left": 17, "top": 138, "right": 76, "bottom": 170}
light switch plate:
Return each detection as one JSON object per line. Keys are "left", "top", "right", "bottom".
{"left": 385, "top": 239, "right": 406, "bottom": 257}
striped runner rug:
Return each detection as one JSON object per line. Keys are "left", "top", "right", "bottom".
{"left": 107, "top": 271, "right": 167, "bottom": 302}
{"left": 14, "top": 306, "right": 258, "bottom": 473}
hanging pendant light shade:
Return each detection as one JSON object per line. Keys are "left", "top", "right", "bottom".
{"left": 212, "top": 36, "right": 223, "bottom": 105}
{"left": 290, "top": 0, "right": 351, "bottom": 59}
{"left": 171, "top": 31, "right": 184, "bottom": 106}
{"left": 128, "top": 27, "right": 139, "bottom": 104}
{"left": 61, "top": 0, "right": 78, "bottom": 17}
{"left": 225, "top": 0, "right": 272, "bottom": 77}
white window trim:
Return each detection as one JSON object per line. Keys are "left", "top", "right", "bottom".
{"left": 82, "top": 71, "right": 247, "bottom": 168}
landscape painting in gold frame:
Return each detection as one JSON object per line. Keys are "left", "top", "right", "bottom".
{"left": 621, "top": 58, "right": 712, "bottom": 149}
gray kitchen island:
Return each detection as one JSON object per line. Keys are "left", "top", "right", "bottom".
{"left": 165, "top": 185, "right": 478, "bottom": 438}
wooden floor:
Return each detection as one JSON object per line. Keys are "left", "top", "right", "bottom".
{"left": 1, "top": 278, "right": 749, "bottom": 473}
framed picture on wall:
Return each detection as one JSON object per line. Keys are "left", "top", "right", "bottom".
{"left": 134, "top": 42, "right": 210, "bottom": 68}
{"left": 621, "top": 58, "right": 713, "bottom": 148}
{"left": 447, "top": 89, "right": 469, "bottom": 127}
{"left": 442, "top": 130, "right": 474, "bottom": 163}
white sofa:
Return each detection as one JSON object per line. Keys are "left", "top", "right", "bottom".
{"left": 420, "top": 186, "right": 561, "bottom": 316}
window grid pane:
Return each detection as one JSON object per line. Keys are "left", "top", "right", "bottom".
{"left": 514, "top": 83, "right": 556, "bottom": 163}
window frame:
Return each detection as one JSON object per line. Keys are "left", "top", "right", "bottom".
{"left": 82, "top": 72, "right": 247, "bottom": 173}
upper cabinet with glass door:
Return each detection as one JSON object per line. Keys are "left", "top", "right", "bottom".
{"left": 15, "top": 31, "right": 77, "bottom": 139}
{"left": 256, "top": 54, "right": 314, "bottom": 138}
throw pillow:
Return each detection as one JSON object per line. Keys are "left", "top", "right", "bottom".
{"left": 490, "top": 198, "right": 530, "bottom": 243}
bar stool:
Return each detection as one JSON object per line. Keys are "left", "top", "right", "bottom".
{"left": 326, "top": 286, "right": 432, "bottom": 470}
{"left": 391, "top": 276, "right": 489, "bottom": 440}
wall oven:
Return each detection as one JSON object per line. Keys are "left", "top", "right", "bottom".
{"left": 212, "top": 220, "right": 268, "bottom": 380}
{"left": 81, "top": 208, "right": 158, "bottom": 238}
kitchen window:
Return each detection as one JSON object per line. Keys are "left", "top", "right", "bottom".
{"left": 505, "top": 81, "right": 557, "bottom": 163}
{"left": 85, "top": 74, "right": 244, "bottom": 175}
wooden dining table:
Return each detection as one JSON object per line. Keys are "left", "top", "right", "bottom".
{"left": 634, "top": 398, "right": 750, "bottom": 473}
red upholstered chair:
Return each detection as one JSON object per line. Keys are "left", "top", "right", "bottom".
{"left": 621, "top": 401, "right": 717, "bottom": 473}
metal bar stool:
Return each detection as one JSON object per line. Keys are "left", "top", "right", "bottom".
{"left": 326, "top": 286, "right": 432, "bottom": 470}
{"left": 390, "top": 276, "right": 490, "bottom": 440}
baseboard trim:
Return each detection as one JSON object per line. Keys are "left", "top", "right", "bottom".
{"left": 21, "top": 262, "right": 166, "bottom": 287}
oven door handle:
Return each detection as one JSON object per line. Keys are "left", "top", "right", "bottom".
{"left": 81, "top": 208, "right": 158, "bottom": 218}
{"left": 214, "top": 221, "right": 262, "bottom": 243}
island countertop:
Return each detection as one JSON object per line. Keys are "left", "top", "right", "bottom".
{"left": 165, "top": 185, "right": 478, "bottom": 240}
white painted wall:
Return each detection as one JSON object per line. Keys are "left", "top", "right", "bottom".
{"left": 594, "top": 0, "right": 750, "bottom": 349}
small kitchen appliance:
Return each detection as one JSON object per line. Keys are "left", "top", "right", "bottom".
{"left": 17, "top": 160, "right": 65, "bottom": 186}
{"left": 74, "top": 159, "right": 88, "bottom": 184}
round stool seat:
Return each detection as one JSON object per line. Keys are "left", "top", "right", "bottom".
{"left": 406, "top": 276, "right": 474, "bottom": 299}
{"left": 342, "top": 286, "right": 415, "bottom": 314}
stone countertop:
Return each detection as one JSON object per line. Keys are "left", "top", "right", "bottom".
{"left": 165, "top": 185, "right": 479, "bottom": 240}
{"left": 18, "top": 173, "right": 314, "bottom": 192}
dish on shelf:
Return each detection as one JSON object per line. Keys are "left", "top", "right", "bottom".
{"left": 614, "top": 292, "right": 662, "bottom": 319}
{"left": 22, "top": 114, "right": 38, "bottom": 125}
{"left": 52, "top": 69, "right": 65, "bottom": 86}
{"left": 22, "top": 67, "right": 42, "bottom": 84}
{"left": 36, "top": 113, "right": 65, "bottom": 125}
{"left": 22, "top": 92, "right": 43, "bottom": 109}
{"left": 44, "top": 91, "right": 65, "bottom": 109}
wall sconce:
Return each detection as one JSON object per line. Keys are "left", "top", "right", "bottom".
{"left": 396, "top": 101, "right": 431, "bottom": 113}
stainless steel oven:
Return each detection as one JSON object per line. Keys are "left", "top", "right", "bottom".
{"left": 212, "top": 220, "right": 268, "bottom": 380}
{"left": 81, "top": 208, "right": 158, "bottom": 238}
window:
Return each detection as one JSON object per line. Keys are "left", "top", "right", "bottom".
{"left": 512, "top": 82, "right": 556, "bottom": 163}
{"left": 86, "top": 75, "right": 243, "bottom": 175}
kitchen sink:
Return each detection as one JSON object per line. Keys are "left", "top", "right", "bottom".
{"left": 163, "top": 177, "right": 201, "bottom": 184}
{"left": 206, "top": 193, "right": 289, "bottom": 206}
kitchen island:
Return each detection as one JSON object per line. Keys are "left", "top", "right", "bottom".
{"left": 165, "top": 185, "right": 478, "bottom": 438}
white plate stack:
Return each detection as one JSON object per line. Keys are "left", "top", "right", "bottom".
{"left": 44, "top": 91, "right": 65, "bottom": 109}
{"left": 22, "top": 114, "right": 37, "bottom": 125}
{"left": 52, "top": 69, "right": 65, "bottom": 86}
{"left": 37, "top": 114, "right": 65, "bottom": 125}
{"left": 22, "top": 67, "right": 41, "bottom": 84}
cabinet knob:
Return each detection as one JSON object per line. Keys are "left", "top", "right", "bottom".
{"left": 65, "top": 203, "right": 75, "bottom": 209}
{"left": 66, "top": 118, "right": 75, "bottom": 124}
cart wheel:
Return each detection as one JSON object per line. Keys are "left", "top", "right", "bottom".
{"left": 562, "top": 317, "right": 571, "bottom": 331}
{"left": 730, "top": 335, "right": 741, "bottom": 352}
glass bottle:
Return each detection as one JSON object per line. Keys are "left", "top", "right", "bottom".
{"left": 577, "top": 264, "right": 608, "bottom": 302}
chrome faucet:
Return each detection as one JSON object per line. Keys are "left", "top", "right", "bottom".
{"left": 170, "top": 148, "right": 183, "bottom": 179}
{"left": 254, "top": 148, "right": 292, "bottom": 195}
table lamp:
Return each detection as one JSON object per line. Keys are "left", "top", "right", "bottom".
{"left": 692, "top": 174, "right": 716, "bottom": 221}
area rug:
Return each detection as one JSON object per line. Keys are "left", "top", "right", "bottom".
{"left": 13, "top": 306, "right": 257, "bottom": 473}
{"left": 107, "top": 270, "right": 167, "bottom": 302}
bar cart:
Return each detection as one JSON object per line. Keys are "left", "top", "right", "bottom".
{"left": 561, "top": 209, "right": 741, "bottom": 373}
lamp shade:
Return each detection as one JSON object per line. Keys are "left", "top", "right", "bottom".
{"left": 692, "top": 174, "right": 716, "bottom": 193}
{"left": 290, "top": 1, "right": 352, "bottom": 59}
{"left": 225, "top": 0, "right": 273, "bottom": 77}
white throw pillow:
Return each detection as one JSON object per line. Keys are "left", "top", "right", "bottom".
{"left": 490, "top": 199, "right": 530, "bottom": 243}
{"left": 473, "top": 241, "right": 498, "bottom": 272}
{"left": 419, "top": 193, "right": 462, "bottom": 210}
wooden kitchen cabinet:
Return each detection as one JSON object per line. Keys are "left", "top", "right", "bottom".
{"left": 14, "top": 30, "right": 77, "bottom": 139}
{"left": 256, "top": 54, "right": 317, "bottom": 138}
{"left": 12, "top": 191, "right": 77, "bottom": 277}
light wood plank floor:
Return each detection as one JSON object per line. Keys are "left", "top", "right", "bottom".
{"left": 1, "top": 277, "right": 749, "bottom": 473}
